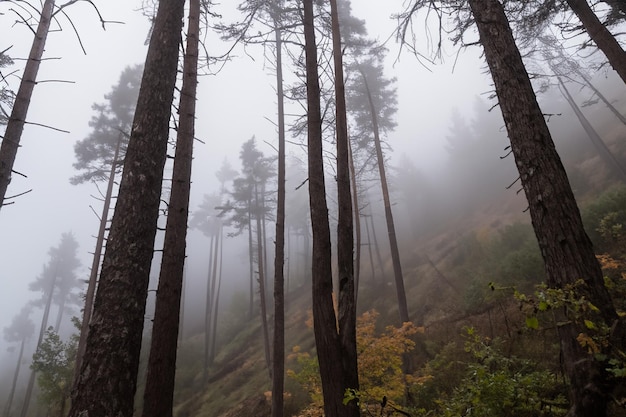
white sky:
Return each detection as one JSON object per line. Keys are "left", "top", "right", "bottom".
{"left": 0, "top": 0, "right": 492, "bottom": 355}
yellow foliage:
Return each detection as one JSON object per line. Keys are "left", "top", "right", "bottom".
{"left": 356, "top": 310, "right": 420, "bottom": 403}
{"left": 577, "top": 332, "right": 600, "bottom": 354}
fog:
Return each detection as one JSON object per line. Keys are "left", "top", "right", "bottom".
{"left": 1, "top": 0, "right": 625, "bottom": 411}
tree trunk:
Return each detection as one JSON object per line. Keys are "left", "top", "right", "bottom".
{"left": 271, "top": 11, "right": 286, "bottom": 417}
{"left": 74, "top": 135, "right": 121, "bottom": 386}
{"left": 0, "top": 0, "right": 54, "bottom": 208}
{"left": 557, "top": 75, "right": 626, "bottom": 182}
{"left": 256, "top": 182, "right": 272, "bottom": 378}
{"left": 141, "top": 0, "right": 199, "bottom": 413}
{"left": 303, "top": 1, "right": 345, "bottom": 416}
{"left": 203, "top": 233, "right": 216, "bottom": 384}
{"left": 330, "top": 0, "right": 360, "bottom": 415}
{"left": 566, "top": 0, "right": 626, "bottom": 84}
{"left": 68, "top": 0, "right": 185, "bottom": 415}
{"left": 360, "top": 71, "right": 409, "bottom": 324}
{"left": 53, "top": 295, "right": 66, "bottom": 332}
{"left": 4, "top": 337, "right": 25, "bottom": 417}
{"left": 248, "top": 200, "right": 255, "bottom": 320}
{"left": 209, "top": 225, "right": 223, "bottom": 363}
{"left": 21, "top": 272, "right": 56, "bottom": 417}
{"left": 348, "top": 138, "right": 361, "bottom": 303}
{"left": 469, "top": 1, "right": 620, "bottom": 415}
{"left": 364, "top": 214, "right": 376, "bottom": 282}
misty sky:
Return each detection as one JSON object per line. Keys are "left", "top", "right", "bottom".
{"left": 0, "top": 0, "right": 494, "bottom": 355}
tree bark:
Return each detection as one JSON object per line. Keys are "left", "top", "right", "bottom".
{"left": 330, "top": 0, "right": 360, "bottom": 415}
{"left": 209, "top": 226, "right": 223, "bottom": 363}
{"left": 68, "top": 0, "right": 184, "bottom": 415}
{"left": 203, "top": 233, "right": 216, "bottom": 384}
{"left": 469, "top": 0, "right": 620, "bottom": 415}
{"left": 348, "top": 138, "right": 361, "bottom": 302}
{"left": 360, "top": 71, "right": 409, "bottom": 324}
{"left": 271, "top": 8, "right": 286, "bottom": 417}
{"left": 303, "top": 1, "right": 345, "bottom": 416}
{"left": 74, "top": 135, "right": 121, "bottom": 386}
{"left": 141, "top": 0, "right": 199, "bottom": 413}
{"left": 0, "top": 0, "right": 54, "bottom": 209}
{"left": 566, "top": 0, "right": 626, "bottom": 84}
{"left": 256, "top": 182, "right": 272, "bottom": 378}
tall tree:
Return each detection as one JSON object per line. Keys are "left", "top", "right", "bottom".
{"left": 141, "top": 0, "right": 200, "bottom": 414}
{"left": 29, "top": 232, "right": 82, "bottom": 333}
{"left": 68, "top": 0, "right": 185, "bottom": 415}
{"left": 3, "top": 305, "right": 34, "bottom": 417}
{"left": 465, "top": 0, "right": 621, "bottom": 414}
{"left": 0, "top": 0, "right": 54, "bottom": 208}
{"left": 330, "top": 0, "right": 359, "bottom": 415}
{"left": 358, "top": 66, "right": 409, "bottom": 324}
{"left": 302, "top": 1, "right": 345, "bottom": 415}
{"left": 270, "top": 1, "right": 287, "bottom": 415}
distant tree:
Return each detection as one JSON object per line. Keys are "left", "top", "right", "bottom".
{"left": 191, "top": 192, "right": 224, "bottom": 382}
{"left": 29, "top": 232, "right": 82, "bottom": 333}
{"left": 302, "top": 1, "right": 345, "bottom": 416}
{"left": 68, "top": 0, "right": 185, "bottom": 415}
{"left": 31, "top": 327, "right": 78, "bottom": 417}
{"left": 3, "top": 305, "right": 34, "bottom": 417}
{"left": 70, "top": 65, "right": 142, "bottom": 185}
{"left": 142, "top": 0, "right": 201, "bottom": 414}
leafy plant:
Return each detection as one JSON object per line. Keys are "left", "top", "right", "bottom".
{"left": 31, "top": 324, "right": 78, "bottom": 417}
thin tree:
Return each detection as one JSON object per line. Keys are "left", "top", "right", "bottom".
{"left": 141, "top": 0, "right": 200, "bottom": 414}
{"left": 68, "top": 0, "right": 185, "bottom": 414}
{"left": 330, "top": 0, "right": 360, "bottom": 415}
{"left": 3, "top": 306, "right": 34, "bottom": 417}
{"left": 303, "top": 0, "right": 345, "bottom": 415}
{"left": 270, "top": 1, "right": 287, "bottom": 415}
{"left": 358, "top": 68, "right": 409, "bottom": 324}
{"left": 0, "top": 0, "right": 55, "bottom": 208}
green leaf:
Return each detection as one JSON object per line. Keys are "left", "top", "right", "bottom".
{"left": 584, "top": 319, "right": 596, "bottom": 330}
{"left": 526, "top": 316, "right": 539, "bottom": 329}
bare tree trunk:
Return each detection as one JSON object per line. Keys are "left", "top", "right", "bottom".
{"left": 68, "top": 0, "right": 185, "bottom": 414}
{"left": 271, "top": 10, "right": 286, "bottom": 417}
{"left": 74, "top": 135, "right": 121, "bottom": 386}
{"left": 566, "top": 0, "right": 626, "bottom": 84}
{"left": 21, "top": 272, "right": 57, "bottom": 417}
{"left": 248, "top": 202, "right": 254, "bottom": 320}
{"left": 330, "top": 1, "right": 360, "bottom": 415}
{"left": 141, "top": 0, "right": 199, "bottom": 413}
{"left": 209, "top": 225, "right": 223, "bottom": 363}
{"left": 303, "top": 1, "right": 345, "bottom": 416}
{"left": 364, "top": 214, "right": 376, "bottom": 282}
{"left": 203, "top": 233, "right": 216, "bottom": 384}
{"left": 179, "top": 266, "right": 186, "bottom": 343}
{"left": 348, "top": 138, "right": 361, "bottom": 302}
{"left": 0, "top": 0, "right": 54, "bottom": 208}
{"left": 557, "top": 75, "right": 626, "bottom": 182}
{"left": 256, "top": 182, "right": 272, "bottom": 378}
{"left": 53, "top": 296, "right": 66, "bottom": 332}
{"left": 469, "top": 1, "right": 620, "bottom": 415}
{"left": 361, "top": 71, "right": 409, "bottom": 323}
{"left": 4, "top": 337, "right": 25, "bottom": 417}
